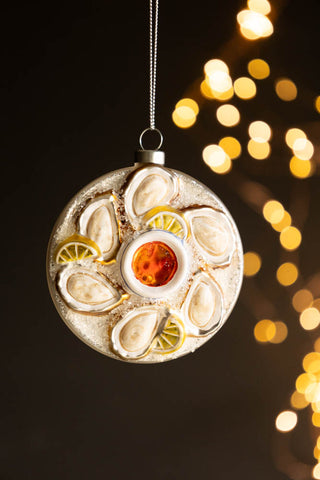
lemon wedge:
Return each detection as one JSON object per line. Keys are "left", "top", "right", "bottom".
{"left": 55, "top": 234, "right": 101, "bottom": 264}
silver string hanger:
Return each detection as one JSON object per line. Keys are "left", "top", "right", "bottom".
{"left": 139, "top": 0, "right": 163, "bottom": 152}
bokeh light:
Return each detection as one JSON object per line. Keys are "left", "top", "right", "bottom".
{"left": 276, "top": 262, "right": 298, "bottom": 286}
{"left": 254, "top": 319, "right": 276, "bottom": 342}
{"left": 202, "top": 145, "right": 227, "bottom": 167}
{"left": 248, "top": 58, "right": 270, "bottom": 79}
{"left": 204, "top": 59, "right": 229, "bottom": 76}
{"left": 200, "top": 79, "right": 215, "bottom": 99}
{"left": 208, "top": 71, "right": 233, "bottom": 93}
{"left": 313, "top": 413, "right": 320, "bottom": 427}
{"left": 248, "top": 0, "right": 271, "bottom": 15}
{"left": 313, "top": 463, "right": 320, "bottom": 479}
{"left": 275, "top": 411, "right": 297, "bottom": 432}
{"left": 175, "top": 98, "right": 199, "bottom": 115}
{"left": 248, "top": 140, "right": 271, "bottom": 160}
{"left": 296, "top": 373, "right": 316, "bottom": 394}
{"left": 243, "top": 251, "right": 262, "bottom": 276}
{"left": 234, "top": 77, "right": 257, "bottom": 99}
{"left": 303, "top": 352, "right": 320, "bottom": 374}
{"left": 219, "top": 137, "right": 242, "bottom": 159}
{"left": 263, "top": 200, "right": 285, "bottom": 223}
{"left": 172, "top": 106, "right": 197, "bottom": 128}
{"left": 216, "top": 104, "right": 240, "bottom": 127}
{"left": 280, "top": 226, "right": 302, "bottom": 251}
{"left": 275, "top": 78, "right": 298, "bottom": 101}
{"left": 203, "top": 145, "right": 232, "bottom": 174}
{"left": 270, "top": 321, "right": 288, "bottom": 344}
{"left": 290, "top": 391, "right": 309, "bottom": 410}
{"left": 316, "top": 96, "right": 320, "bottom": 113}
{"left": 292, "top": 289, "right": 313, "bottom": 313}
{"left": 293, "top": 138, "right": 314, "bottom": 160}
{"left": 300, "top": 308, "right": 320, "bottom": 331}
{"left": 285, "top": 128, "right": 306, "bottom": 148}
{"left": 271, "top": 211, "right": 292, "bottom": 232}
{"left": 290, "top": 156, "right": 313, "bottom": 179}
{"left": 237, "top": 10, "right": 273, "bottom": 40}
{"left": 249, "top": 121, "right": 272, "bottom": 142}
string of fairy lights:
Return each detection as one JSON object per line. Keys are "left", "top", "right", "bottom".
{"left": 171, "top": 0, "right": 320, "bottom": 478}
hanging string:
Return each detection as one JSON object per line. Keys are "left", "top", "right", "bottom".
{"left": 139, "top": 0, "right": 163, "bottom": 151}
{"left": 149, "top": 0, "right": 159, "bottom": 130}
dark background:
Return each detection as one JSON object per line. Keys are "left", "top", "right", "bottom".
{"left": 2, "top": 0, "right": 320, "bottom": 479}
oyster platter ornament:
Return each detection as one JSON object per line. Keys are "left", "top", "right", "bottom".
{"left": 46, "top": 0, "right": 243, "bottom": 363}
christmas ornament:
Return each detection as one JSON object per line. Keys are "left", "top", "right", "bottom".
{"left": 47, "top": 0, "right": 243, "bottom": 363}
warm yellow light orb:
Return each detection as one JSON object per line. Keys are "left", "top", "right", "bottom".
{"left": 285, "top": 128, "right": 306, "bottom": 148}
{"left": 200, "top": 80, "right": 215, "bottom": 99}
{"left": 237, "top": 10, "right": 273, "bottom": 39}
{"left": 289, "top": 156, "right": 313, "bottom": 179}
{"left": 248, "top": 0, "right": 271, "bottom": 15}
{"left": 254, "top": 319, "right": 276, "bottom": 342}
{"left": 249, "top": 121, "right": 272, "bottom": 142}
{"left": 293, "top": 138, "right": 314, "bottom": 160}
{"left": 243, "top": 251, "right": 262, "bottom": 276}
{"left": 208, "top": 71, "right": 233, "bottom": 93}
{"left": 316, "top": 96, "right": 320, "bottom": 114}
{"left": 271, "top": 211, "right": 292, "bottom": 232}
{"left": 219, "top": 137, "right": 242, "bottom": 159}
{"left": 315, "top": 447, "right": 320, "bottom": 460}
{"left": 313, "top": 413, "right": 320, "bottom": 427}
{"left": 263, "top": 200, "right": 285, "bottom": 224}
{"left": 270, "top": 321, "right": 288, "bottom": 344}
{"left": 300, "top": 308, "right": 320, "bottom": 331}
{"left": 204, "top": 59, "right": 229, "bottom": 76}
{"left": 296, "top": 373, "right": 316, "bottom": 393}
{"left": 216, "top": 104, "right": 240, "bottom": 127}
{"left": 275, "top": 78, "right": 298, "bottom": 101}
{"left": 303, "top": 352, "right": 320, "bottom": 374}
{"left": 315, "top": 337, "right": 320, "bottom": 353}
{"left": 275, "top": 411, "right": 297, "bottom": 432}
{"left": 234, "top": 77, "right": 257, "bottom": 99}
{"left": 280, "top": 226, "right": 302, "bottom": 251}
{"left": 212, "top": 87, "right": 234, "bottom": 101}
{"left": 292, "top": 289, "right": 313, "bottom": 313}
{"left": 175, "top": 98, "right": 199, "bottom": 115}
{"left": 202, "top": 145, "right": 226, "bottom": 168}
{"left": 209, "top": 155, "right": 232, "bottom": 174}
{"left": 247, "top": 140, "right": 270, "bottom": 160}
{"left": 276, "top": 262, "right": 298, "bottom": 286}
{"left": 172, "top": 106, "right": 196, "bottom": 128}
{"left": 290, "top": 391, "right": 309, "bottom": 410}
{"left": 248, "top": 59, "right": 270, "bottom": 79}
{"left": 313, "top": 463, "right": 320, "bottom": 479}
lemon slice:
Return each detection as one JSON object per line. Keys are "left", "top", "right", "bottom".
{"left": 55, "top": 234, "right": 101, "bottom": 264}
{"left": 152, "top": 315, "right": 185, "bottom": 354}
{"left": 144, "top": 207, "right": 188, "bottom": 239}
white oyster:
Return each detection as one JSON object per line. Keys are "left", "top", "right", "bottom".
{"left": 182, "top": 272, "right": 223, "bottom": 336}
{"left": 57, "top": 267, "right": 124, "bottom": 314}
{"left": 185, "top": 207, "right": 235, "bottom": 266}
{"left": 111, "top": 307, "right": 162, "bottom": 359}
{"left": 79, "top": 196, "right": 119, "bottom": 260}
{"left": 125, "top": 166, "right": 178, "bottom": 222}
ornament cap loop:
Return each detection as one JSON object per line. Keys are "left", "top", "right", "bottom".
{"left": 134, "top": 149, "right": 165, "bottom": 165}
{"left": 139, "top": 127, "right": 163, "bottom": 151}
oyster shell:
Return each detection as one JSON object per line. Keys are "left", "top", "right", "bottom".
{"left": 182, "top": 272, "right": 223, "bottom": 336}
{"left": 79, "top": 196, "right": 119, "bottom": 261}
{"left": 125, "top": 166, "right": 178, "bottom": 222}
{"left": 111, "top": 307, "right": 163, "bottom": 359}
{"left": 57, "top": 267, "right": 125, "bottom": 314}
{"left": 185, "top": 207, "right": 235, "bottom": 266}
